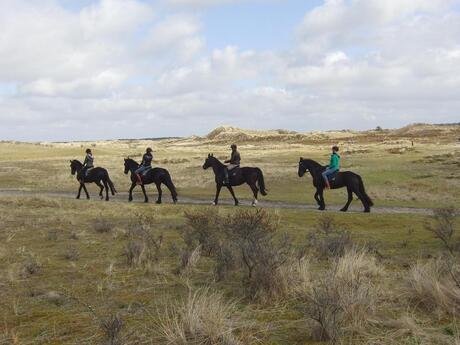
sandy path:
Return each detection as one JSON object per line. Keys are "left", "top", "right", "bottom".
{"left": 0, "top": 189, "right": 433, "bottom": 215}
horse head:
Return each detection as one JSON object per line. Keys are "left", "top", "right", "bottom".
{"left": 124, "top": 157, "right": 137, "bottom": 174}
{"left": 202, "top": 153, "right": 214, "bottom": 170}
{"left": 70, "top": 160, "right": 82, "bottom": 175}
{"left": 298, "top": 157, "right": 307, "bottom": 177}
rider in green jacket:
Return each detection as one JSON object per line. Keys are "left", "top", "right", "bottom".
{"left": 322, "top": 146, "right": 340, "bottom": 189}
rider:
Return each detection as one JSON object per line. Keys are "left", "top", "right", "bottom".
{"left": 135, "top": 147, "right": 153, "bottom": 185}
{"left": 81, "top": 148, "right": 94, "bottom": 181}
{"left": 223, "top": 144, "right": 241, "bottom": 185}
{"left": 322, "top": 146, "right": 340, "bottom": 189}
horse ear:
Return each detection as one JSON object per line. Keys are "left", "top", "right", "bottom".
{"left": 300, "top": 157, "right": 303, "bottom": 161}
{"left": 69, "top": 160, "right": 72, "bottom": 163}
{"left": 208, "top": 154, "right": 210, "bottom": 158}
{"left": 211, "top": 153, "right": 214, "bottom": 157}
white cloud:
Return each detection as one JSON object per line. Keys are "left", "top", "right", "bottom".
{"left": 1, "top": 0, "right": 460, "bottom": 141}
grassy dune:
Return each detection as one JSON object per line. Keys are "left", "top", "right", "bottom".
{"left": 0, "top": 124, "right": 459, "bottom": 344}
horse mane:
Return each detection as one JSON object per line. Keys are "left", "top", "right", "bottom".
{"left": 301, "top": 158, "right": 324, "bottom": 170}
{"left": 209, "top": 155, "right": 225, "bottom": 168}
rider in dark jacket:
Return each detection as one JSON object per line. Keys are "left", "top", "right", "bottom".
{"left": 224, "top": 144, "right": 240, "bottom": 184}
{"left": 135, "top": 147, "right": 153, "bottom": 185}
{"left": 81, "top": 148, "right": 94, "bottom": 181}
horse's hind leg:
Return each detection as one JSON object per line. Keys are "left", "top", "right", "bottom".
{"left": 226, "top": 185, "right": 239, "bottom": 206}
{"left": 249, "top": 183, "right": 258, "bottom": 206}
{"left": 155, "top": 182, "right": 162, "bottom": 204}
{"left": 355, "top": 189, "right": 370, "bottom": 213}
{"left": 95, "top": 181, "right": 104, "bottom": 199}
{"left": 103, "top": 180, "right": 109, "bottom": 201}
{"left": 340, "top": 186, "right": 353, "bottom": 212}
{"left": 82, "top": 184, "right": 90, "bottom": 199}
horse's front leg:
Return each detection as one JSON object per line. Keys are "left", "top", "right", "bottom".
{"left": 128, "top": 182, "right": 136, "bottom": 202}
{"left": 213, "top": 183, "right": 222, "bottom": 205}
{"left": 226, "top": 185, "right": 239, "bottom": 206}
{"left": 141, "top": 184, "right": 149, "bottom": 203}
{"left": 155, "top": 182, "right": 162, "bottom": 204}
{"left": 318, "top": 189, "right": 326, "bottom": 210}
{"left": 76, "top": 183, "right": 83, "bottom": 199}
{"left": 82, "top": 184, "right": 90, "bottom": 199}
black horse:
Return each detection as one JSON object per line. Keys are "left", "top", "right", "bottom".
{"left": 202, "top": 154, "right": 267, "bottom": 206}
{"left": 69, "top": 160, "right": 117, "bottom": 201}
{"left": 298, "top": 158, "right": 373, "bottom": 212}
{"left": 124, "top": 158, "right": 178, "bottom": 204}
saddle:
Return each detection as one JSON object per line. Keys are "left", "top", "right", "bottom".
{"left": 327, "top": 170, "right": 339, "bottom": 182}
{"left": 141, "top": 167, "right": 152, "bottom": 176}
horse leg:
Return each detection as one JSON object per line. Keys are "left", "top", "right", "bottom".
{"left": 76, "top": 184, "right": 83, "bottom": 199}
{"left": 318, "top": 189, "right": 326, "bottom": 210}
{"left": 249, "top": 183, "right": 258, "bottom": 206}
{"left": 141, "top": 184, "right": 149, "bottom": 203}
{"left": 103, "top": 180, "right": 109, "bottom": 201}
{"left": 213, "top": 183, "right": 222, "bottom": 205}
{"left": 340, "top": 186, "right": 353, "bottom": 212}
{"left": 226, "top": 185, "right": 239, "bottom": 206}
{"left": 128, "top": 182, "right": 136, "bottom": 202}
{"left": 314, "top": 190, "right": 321, "bottom": 207}
{"left": 354, "top": 189, "right": 370, "bottom": 213}
{"left": 155, "top": 182, "right": 162, "bottom": 204}
{"left": 82, "top": 184, "right": 90, "bottom": 199}
{"left": 95, "top": 181, "right": 104, "bottom": 200}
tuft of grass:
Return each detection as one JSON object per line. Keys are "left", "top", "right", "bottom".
{"left": 94, "top": 218, "right": 115, "bottom": 233}
{"left": 404, "top": 257, "right": 460, "bottom": 317}
{"left": 158, "top": 288, "right": 248, "bottom": 345}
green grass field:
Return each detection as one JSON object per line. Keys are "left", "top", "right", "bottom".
{"left": 0, "top": 125, "right": 459, "bottom": 344}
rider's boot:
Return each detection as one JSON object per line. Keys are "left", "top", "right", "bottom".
{"left": 324, "top": 179, "right": 330, "bottom": 189}
{"left": 136, "top": 173, "right": 143, "bottom": 185}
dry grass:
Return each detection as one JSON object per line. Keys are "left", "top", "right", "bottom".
{"left": 404, "top": 257, "right": 460, "bottom": 317}
{"left": 157, "top": 288, "right": 249, "bottom": 345}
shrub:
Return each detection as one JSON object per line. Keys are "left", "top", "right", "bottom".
{"left": 94, "top": 218, "right": 115, "bottom": 233}
{"left": 183, "top": 208, "right": 221, "bottom": 255}
{"left": 124, "top": 219, "right": 163, "bottom": 271}
{"left": 100, "top": 313, "right": 123, "bottom": 345}
{"left": 425, "top": 207, "right": 459, "bottom": 255}
{"left": 307, "top": 215, "right": 353, "bottom": 258}
{"left": 64, "top": 245, "right": 80, "bottom": 261}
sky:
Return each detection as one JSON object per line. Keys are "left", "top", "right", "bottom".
{"left": 0, "top": 0, "right": 459, "bottom": 141}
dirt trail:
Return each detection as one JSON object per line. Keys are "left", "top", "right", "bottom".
{"left": 0, "top": 189, "right": 433, "bottom": 215}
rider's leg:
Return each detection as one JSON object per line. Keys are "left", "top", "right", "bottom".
{"left": 135, "top": 166, "right": 144, "bottom": 185}
{"left": 322, "top": 170, "right": 331, "bottom": 189}
{"left": 223, "top": 168, "right": 230, "bottom": 185}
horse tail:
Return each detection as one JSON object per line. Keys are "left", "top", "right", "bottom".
{"left": 163, "top": 170, "right": 178, "bottom": 202}
{"left": 357, "top": 175, "right": 373, "bottom": 207}
{"left": 107, "top": 174, "right": 117, "bottom": 195}
{"left": 256, "top": 168, "right": 267, "bottom": 196}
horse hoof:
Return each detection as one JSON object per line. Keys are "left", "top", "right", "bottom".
{"left": 87, "top": 197, "right": 90, "bottom": 200}
{"left": 76, "top": 196, "right": 80, "bottom": 199}
{"left": 105, "top": 199, "right": 109, "bottom": 202}
{"left": 364, "top": 209, "right": 370, "bottom": 213}
{"left": 144, "top": 200, "right": 149, "bottom": 203}
{"left": 173, "top": 199, "right": 178, "bottom": 204}
{"left": 340, "top": 208, "right": 347, "bottom": 212}
{"left": 156, "top": 200, "right": 161, "bottom": 204}
{"left": 212, "top": 201, "right": 217, "bottom": 206}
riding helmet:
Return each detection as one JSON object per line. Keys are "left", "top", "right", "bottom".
{"left": 86, "top": 148, "right": 92, "bottom": 153}
{"left": 146, "top": 147, "right": 153, "bottom": 153}
{"left": 231, "top": 144, "right": 237, "bottom": 149}
{"left": 332, "top": 145, "right": 339, "bottom": 152}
